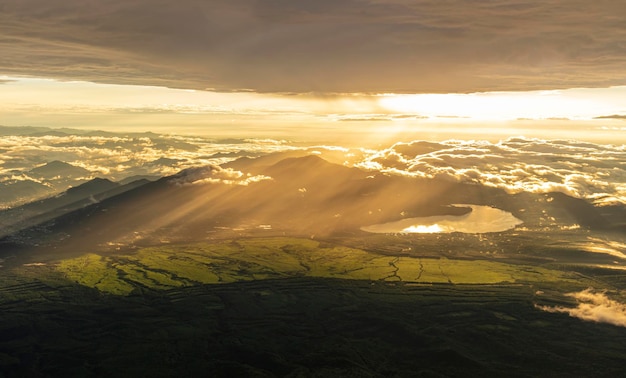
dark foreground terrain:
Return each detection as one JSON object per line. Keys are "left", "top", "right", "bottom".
{"left": 1, "top": 235, "right": 626, "bottom": 377}
{"left": 2, "top": 277, "right": 626, "bottom": 378}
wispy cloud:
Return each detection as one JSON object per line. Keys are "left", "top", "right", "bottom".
{"left": 538, "top": 289, "right": 626, "bottom": 328}
{"left": 1, "top": 1, "right": 626, "bottom": 93}
{"left": 595, "top": 114, "right": 626, "bottom": 120}
{"left": 332, "top": 114, "right": 428, "bottom": 122}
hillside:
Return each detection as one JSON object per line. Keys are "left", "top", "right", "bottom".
{"left": 1, "top": 154, "right": 621, "bottom": 256}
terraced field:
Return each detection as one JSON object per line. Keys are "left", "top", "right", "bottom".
{"left": 44, "top": 237, "right": 586, "bottom": 295}
{"left": 2, "top": 236, "right": 626, "bottom": 377}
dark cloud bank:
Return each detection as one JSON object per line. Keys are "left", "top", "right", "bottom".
{"left": 1, "top": 0, "right": 626, "bottom": 93}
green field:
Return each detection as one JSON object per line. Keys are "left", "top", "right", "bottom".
{"left": 2, "top": 236, "right": 626, "bottom": 377}
{"left": 43, "top": 237, "right": 585, "bottom": 295}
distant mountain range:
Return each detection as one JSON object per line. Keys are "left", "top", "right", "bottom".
{"left": 0, "top": 179, "right": 54, "bottom": 208}
{"left": 1, "top": 154, "right": 624, "bottom": 256}
{"left": 0, "top": 160, "right": 93, "bottom": 208}
{"left": 0, "top": 177, "right": 153, "bottom": 239}
{"left": 0, "top": 125, "right": 161, "bottom": 138}
{"left": 0, "top": 159, "right": 162, "bottom": 209}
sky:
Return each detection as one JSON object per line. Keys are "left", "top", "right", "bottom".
{"left": 1, "top": 0, "right": 626, "bottom": 143}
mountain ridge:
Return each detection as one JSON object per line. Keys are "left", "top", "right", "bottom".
{"left": 0, "top": 177, "right": 152, "bottom": 239}
{"left": 1, "top": 155, "right": 622, "bottom": 257}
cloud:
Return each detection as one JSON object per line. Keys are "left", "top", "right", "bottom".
{"left": 338, "top": 116, "right": 392, "bottom": 122}
{"left": 0, "top": 128, "right": 298, "bottom": 207}
{"left": 595, "top": 114, "right": 626, "bottom": 120}
{"left": 2, "top": 127, "right": 625, "bottom": 209}
{"left": 334, "top": 114, "right": 427, "bottom": 122}
{"left": 1, "top": 0, "right": 626, "bottom": 93}
{"left": 169, "top": 165, "right": 271, "bottom": 186}
{"left": 537, "top": 289, "right": 626, "bottom": 328}
{"left": 356, "top": 137, "right": 626, "bottom": 205}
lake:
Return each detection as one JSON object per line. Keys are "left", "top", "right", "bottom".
{"left": 362, "top": 205, "right": 523, "bottom": 234}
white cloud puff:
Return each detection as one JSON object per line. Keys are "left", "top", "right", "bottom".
{"left": 169, "top": 165, "right": 271, "bottom": 187}
{"left": 358, "top": 137, "right": 626, "bottom": 205}
{"left": 538, "top": 289, "right": 626, "bottom": 328}
{"left": 0, "top": 128, "right": 290, "bottom": 207}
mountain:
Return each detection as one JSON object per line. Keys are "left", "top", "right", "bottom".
{"left": 1, "top": 155, "right": 621, "bottom": 255}
{"left": 146, "top": 157, "right": 186, "bottom": 167}
{"left": 118, "top": 175, "right": 160, "bottom": 185}
{"left": 0, "top": 179, "right": 55, "bottom": 208}
{"left": 0, "top": 161, "right": 94, "bottom": 209}
{"left": 28, "top": 160, "right": 90, "bottom": 179}
{"left": 0, "top": 178, "right": 150, "bottom": 238}
{"left": 65, "top": 177, "right": 119, "bottom": 197}
{"left": 0, "top": 125, "right": 55, "bottom": 136}
{"left": 221, "top": 150, "right": 313, "bottom": 174}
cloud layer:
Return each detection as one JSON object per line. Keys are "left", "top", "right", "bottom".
{"left": 2, "top": 0, "right": 626, "bottom": 93}
{"left": 1, "top": 127, "right": 625, "bottom": 209}
{"left": 358, "top": 137, "right": 626, "bottom": 205}
{"left": 0, "top": 126, "right": 292, "bottom": 207}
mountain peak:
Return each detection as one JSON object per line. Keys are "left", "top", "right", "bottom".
{"left": 66, "top": 178, "right": 119, "bottom": 196}
{"left": 29, "top": 161, "right": 90, "bottom": 178}
{"left": 263, "top": 154, "right": 356, "bottom": 178}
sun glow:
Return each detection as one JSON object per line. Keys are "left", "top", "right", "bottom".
{"left": 402, "top": 224, "right": 445, "bottom": 233}
{"left": 377, "top": 88, "right": 626, "bottom": 121}
{"left": 2, "top": 75, "right": 626, "bottom": 144}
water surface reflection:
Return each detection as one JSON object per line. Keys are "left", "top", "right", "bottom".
{"left": 362, "top": 205, "right": 523, "bottom": 234}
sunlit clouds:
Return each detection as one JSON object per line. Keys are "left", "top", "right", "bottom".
{"left": 169, "top": 165, "right": 272, "bottom": 187}
{"left": 357, "top": 138, "right": 626, "bottom": 205}
{"left": 538, "top": 289, "right": 626, "bottom": 328}
{"left": 1, "top": 128, "right": 625, "bottom": 209}
{"left": 0, "top": 128, "right": 295, "bottom": 207}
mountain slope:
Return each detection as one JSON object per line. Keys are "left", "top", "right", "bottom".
{"left": 29, "top": 160, "right": 90, "bottom": 179}
{"left": 0, "top": 179, "right": 54, "bottom": 208}
{"left": 1, "top": 155, "right": 620, "bottom": 255}
{"left": 0, "top": 178, "right": 151, "bottom": 238}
